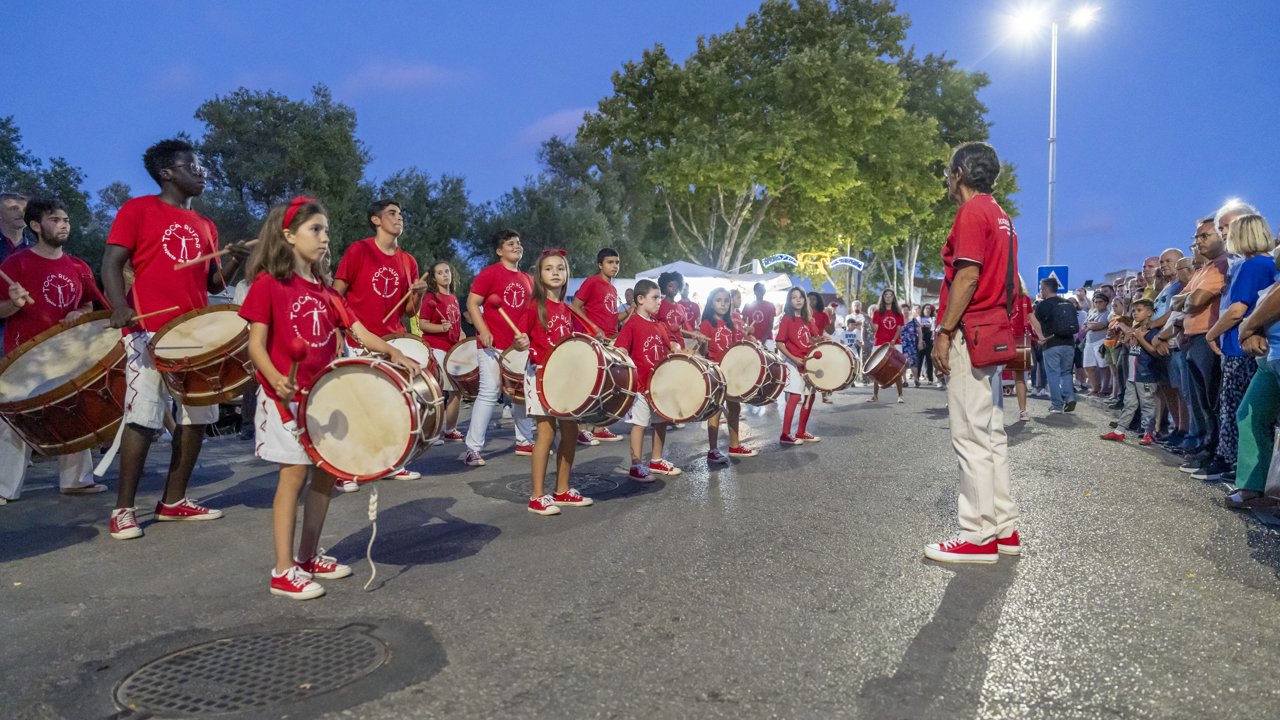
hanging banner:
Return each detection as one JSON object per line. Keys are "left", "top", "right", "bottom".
{"left": 761, "top": 253, "right": 798, "bottom": 268}
{"left": 829, "top": 256, "right": 865, "bottom": 271}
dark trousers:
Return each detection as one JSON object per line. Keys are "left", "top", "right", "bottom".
{"left": 1031, "top": 343, "right": 1047, "bottom": 390}
{"left": 914, "top": 337, "right": 935, "bottom": 382}
{"left": 1185, "top": 333, "right": 1222, "bottom": 455}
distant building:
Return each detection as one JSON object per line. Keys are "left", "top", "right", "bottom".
{"left": 1103, "top": 268, "right": 1140, "bottom": 288}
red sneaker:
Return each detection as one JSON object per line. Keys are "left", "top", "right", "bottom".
{"left": 796, "top": 432, "right": 821, "bottom": 443}
{"left": 441, "top": 430, "right": 465, "bottom": 442}
{"left": 270, "top": 566, "right": 325, "bottom": 600}
{"left": 109, "top": 507, "right": 143, "bottom": 540}
{"left": 628, "top": 464, "right": 654, "bottom": 483}
{"left": 592, "top": 429, "right": 624, "bottom": 442}
{"left": 387, "top": 468, "right": 421, "bottom": 480}
{"left": 1139, "top": 433, "right": 1154, "bottom": 446}
{"left": 528, "top": 494, "right": 561, "bottom": 515}
{"left": 297, "top": 551, "right": 352, "bottom": 579}
{"left": 577, "top": 432, "right": 600, "bottom": 446}
{"left": 552, "top": 488, "right": 594, "bottom": 507}
{"left": 727, "top": 446, "right": 758, "bottom": 457}
{"left": 514, "top": 443, "right": 535, "bottom": 456}
{"left": 997, "top": 531, "right": 1021, "bottom": 556}
{"left": 154, "top": 498, "right": 223, "bottom": 522}
{"left": 648, "top": 458, "right": 682, "bottom": 476}
{"left": 707, "top": 449, "right": 730, "bottom": 465}
{"left": 464, "top": 450, "right": 486, "bottom": 467}
{"left": 779, "top": 434, "right": 804, "bottom": 446}
{"left": 924, "top": 535, "right": 998, "bottom": 564}
{"left": 1100, "top": 431, "right": 1126, "bottom": 442}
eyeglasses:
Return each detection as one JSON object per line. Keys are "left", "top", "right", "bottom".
{"left": 168, "top": 161, "right": 208, "bottom": 177}
{"left": 1192, "top": 232, "right": 1213, "bottom": 241}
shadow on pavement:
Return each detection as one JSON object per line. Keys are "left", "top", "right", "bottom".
{"left": 857, "top": 561, "right": 1018, "bottom": 720}
{"left": 466, "top": 455, "right": 666, "bottom": 505}
{"left": 0, "top": 516, "right": 101, "bottom": 563}
{"left": 329, "top": 497, "right": 499, "bottom": 575}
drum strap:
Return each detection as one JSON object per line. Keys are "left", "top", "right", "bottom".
{"left": 322, "top": 288, "right": 360, "bottom": 357}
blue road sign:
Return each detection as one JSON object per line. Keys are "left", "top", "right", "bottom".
{"left": 1038, "top": 265, "right": 1069, "bottom": 293}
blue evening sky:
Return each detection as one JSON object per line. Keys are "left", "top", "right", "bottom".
{"left": 9, "top": 0, "right": 1280, "bottom": 284}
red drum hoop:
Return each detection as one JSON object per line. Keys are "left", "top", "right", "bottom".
{"left": 865, "top": 344, "right": 908, "bottom": 387}
{"left": 804, "top": 341, "right": 859, "bottom": 392}
{"left": 536, "top": 334, "right": 636, "bottom": 425}
{"left": 148, "top": 304, "right": 252, "bottom": 406}
{"left": 718, "top": 341, "right": 786, "bottom": 406}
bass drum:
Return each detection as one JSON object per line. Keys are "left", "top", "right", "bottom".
{"left": 647, "top": 353, "right": 726, "bottom": 424}
{"left": 499, "top": 346, "right": 529, "bottom": 404}
{"left": 383, "top": 333, "right": 441, "bottom": 379}
{"left": 803, "top": 341, "right": 859, "bottom": 392}
{"left": 865, "top": 344, "right": 908, "bottom": 387}
{"left": 443, "top": 337, "right": 480, "bottom": 401}
{"left": 718, "top": 341, "right": 786, "bottom": 406}
{"left": 148, "top": 304, "right": 252, "bottom": 405}
{"left": 537, "top": 334, "right": 636, "bottom": 425}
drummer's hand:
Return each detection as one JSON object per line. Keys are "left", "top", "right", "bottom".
{"left": 410, "top": 278, "right": 429, "bottom": 293}
{"left": 440, "top": 320, "right": 453, "bottom": 333}
{"left": 225, "top": 239, "right": 254, "bottom": 262}
{"left": 932, "top": 332, "right": 951, "bottom": 376}
{"left": 62, "top": 308, "right": 91, "bottom": 326}
{"left": 7, "top": 282, "right": 31, "bottom": 308}
{"left": 109, "top": 304, "right": 134, "bottom": 329}
{"left": 389, "top": 349, "right": 423, "bottom": 375}
{"left": 273, "top": 375, "right": 299, "bottom": 402}
{"left": 478, "top": 329, "right": 494, "bottom": 349}
{"left": 512, "top": 333, "right": 531, "bottom": 351}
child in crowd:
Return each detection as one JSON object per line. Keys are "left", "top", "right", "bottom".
{"left": 1101, "top": 299, "right": 1158, "bottom": 445}
{"left": 615, "top": 279, "right": 684, "bottom": 480}
{"left": 239, "top": 197, "right": 419, "bottom": 600}
{"left": 418, "top": 260, "right": 466, "bottom": 442}
{"left": 775, "top": 287, "right": 818, "bottom": 444}
{"left": 700, "top": 287, "right": 757, "bottom": 463}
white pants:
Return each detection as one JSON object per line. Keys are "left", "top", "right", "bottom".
{"left": 465, "top": 347, "right": 532, "bottom": 453}
{"left": 947, "top": 334, "right": 1019, "bottom": 545}
{"left": 626, "top": 394, "right": 662, "bottom": 427}
{"left": 124, "top": 332, "right": 219, "bottom": 430}
{"left": 430, "top": 347, "right": 457, "bottom": 392}
{"left": 0, "top": 421, "right": 95, "bottom": 500}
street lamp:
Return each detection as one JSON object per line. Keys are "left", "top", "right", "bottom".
{"left": 1008, "top": 4, "right": 1098, "bottom": 266}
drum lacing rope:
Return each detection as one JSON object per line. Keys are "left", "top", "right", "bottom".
{"left": 362, "top": 485, "right": 379, "bottom": 591}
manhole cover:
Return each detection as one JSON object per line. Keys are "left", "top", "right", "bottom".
{"left": 114, "top": 627, "right": 388, "bottom": 716}
{"left": 505, "top": 473, "right": 619, "bottom": 497}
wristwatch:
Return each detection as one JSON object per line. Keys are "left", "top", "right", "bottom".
{"left": 937, "top": 326, "right": 955, "bottom": 338}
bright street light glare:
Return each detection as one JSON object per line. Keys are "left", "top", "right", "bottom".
{"left": 1070, "top": 5, "right": 1099, "bottom": 28}
{"left": 1007, "top": 5, "right": 1046, "bottom": 37}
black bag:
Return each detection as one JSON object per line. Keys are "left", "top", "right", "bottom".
{"left": 1042, "top": 297, "right": 1079, "bottom": 338}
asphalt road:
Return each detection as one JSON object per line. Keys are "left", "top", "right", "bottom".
{"left": 4, "top": 384, "right": 1280, "bottom": 720}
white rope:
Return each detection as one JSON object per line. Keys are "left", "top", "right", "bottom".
{"left": 362, "top": 485, "right": 379, "bottom": 591}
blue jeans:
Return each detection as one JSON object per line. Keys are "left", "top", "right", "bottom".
{"left": 1169, "top": 349, "right": 1200, "bottom": 447}
{"left": 1042, "top": 344, "right": 1076, "bottom": 410}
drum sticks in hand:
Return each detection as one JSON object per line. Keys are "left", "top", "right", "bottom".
{"left": 380, "top": 270, "right": 431, "bottom": 324}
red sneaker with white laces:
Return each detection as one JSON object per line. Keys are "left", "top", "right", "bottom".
{"left": 528, "top": 494, "right": 561, "bottom": 515}
{"left": 1139, "top": 433, "right": 1154, "bottom": 446}
{"left": 154, "top": 498, "right": 223, "bottom": 522}
{"left": 109, "top": 507, "right": 143, "bottom": 540}
{"left": 628, "top": 464, "right": 654, "bottom": 483}
{"left": 648, "top": 458, "right": 682, "bottom": 476}
{"left": 270, "top": 566, "right": 325, "bottom": 600}
{"left": 592, "top": 429, "right": 624, "bottom": 442}
{"left": 577, "top": 432, "right": 600, "bottom": 446}
{"left": 441, "top": 430, "right": 465, "bottom": 442}
{"left": 924, "top": 535, "right": 999, "bottom": 564}
{"left": 514, "top": 443, "right": 535, "bottom": 456}
{"left": 779, "top": 434, "right": 804, "bottom": 446}
{"left": 727, "top": 446, "right": 758, "bottom": 458}
{"left": 297, "top": 551, "right": 352, "bottom": 579}
{"left": 796, "top": 432, "right": 821, "bottom": 443}
{"left": 997, "top": 532, "right": 1021, "bottom": 556}
{"left": 1100, "top": 431, "right": 1126, "bottom": 442}
{"left": 552, "top": 488, "right": 594, "bottom": 507}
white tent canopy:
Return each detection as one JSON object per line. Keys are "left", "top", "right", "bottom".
{"left": 634, "top": 260, "right": 729, "bottom": 280}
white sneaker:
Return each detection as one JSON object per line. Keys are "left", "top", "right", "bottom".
{"left": 337, "top": 479, "right": 359, "bottom": 493}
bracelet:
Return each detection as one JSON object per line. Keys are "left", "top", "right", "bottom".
{"left": 937, "top": 326, "right": 955, "bottom": 338}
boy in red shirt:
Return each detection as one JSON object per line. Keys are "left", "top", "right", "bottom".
{"left": 333, "top": 198, "right": 425, "bottom": 480}
{"left": 678, "top": 283, "right": 700, "bottom": 332}
{"left": 615, "top": 279, "right": 684, "bottom": 481}
{"left": 463, "top": 229, "right": 535, "bottom": 466}
{"left": 0, "top": 198, "right": 109, "bottom": 503}
{"left": 571, "top": 247, "right": 627, "bottom": 445}
{"left": 743, "top": 282, "right": 777, "bottom": 346}
{"left": 101, "top": 138, "right": 250, "bottom": 540}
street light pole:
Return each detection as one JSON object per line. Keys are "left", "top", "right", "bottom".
{"left": 1046, "top": 20, "right": 1058, "bottom": 265}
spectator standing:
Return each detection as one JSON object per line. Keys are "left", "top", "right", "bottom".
{"left": 914, "top": 303, "right": 937, "bottom": 387}
{"left": 1100, "top": 299, "right": 1159, "bottom": 444}
{"left": 1176, "top": 216, "right": 1229, "bottom": 477}
{"left": 1033, "top": 277, "right": 1078, "bottom": 413}
{"left": 1083, "top": 293, "right": 1112, "bottom": 396}
{"left": 1225, "top": 238, "right": 1280, "bottom": 508}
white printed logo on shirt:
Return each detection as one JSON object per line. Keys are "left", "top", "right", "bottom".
{"left": 503, "top": 282, "right": 528, "bottom": 309}
{"left": 161, "top": 223, "right": 204, "bottom": 263}
{"left": 547, "top": 311, "right": 573, "bottom": 341}
{"left": 602, "top": 289, "right": 618, "bottom": 314}
{"left": 879, "top": 315, "right": 899, "bottom": 330}
{"left": 797, "top": 325, "right": 812, "bottom": 346}
{"left": 290, "top": 294, "right": 334, "bottom": 348}
{"left": 641, "top": 334, "right": 666, "bottom": 365}
{"left": 42, "top": 272, "right": 77, "bottom": 309}
{"left": 371, "top": 267, "right": 402, "bottom": 299}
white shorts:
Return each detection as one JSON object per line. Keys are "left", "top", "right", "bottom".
{"left": 783, "top": 357, "right": 811, "bottom": 396}
{"left": 1083, "top": 339, "right": 1106, "bottom": 368}
{"left": 430, "top": 347, "right": 457, "bottom": 392}
{"left": 124, "top": 332, "right": 219, "bottom": 430}
{"left": 524, "top": 364, "right": 548, "bottom": 417}
{"left": 626, "top": 394, "right": 663, "bottom": 427}
{"left": 254, "top": 388, "right": 311, "bottom": 466}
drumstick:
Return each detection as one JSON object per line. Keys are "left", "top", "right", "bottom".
{"left": 0, "top": 268, "right": 32, "bottom": 303}
{"left": 496, "top": 307, "right": 522, "bottom": 335}
{"left": 172, "top": 239, "right": 258, "bottom": 271}
{"left": 130, "top": 305, "right": 180, "bottom": 323}
{"left": 380, "top": 270, "right": 431, "bottom": 324}
{"left": 287, "top": 336, "right": 308, "bottom": 386}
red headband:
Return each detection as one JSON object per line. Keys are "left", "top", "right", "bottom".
{"left": 540, "top": 248, "right": 568, "bottom": 258}
{"left": 282, "top": 196, "right": 316, "bottom": 230}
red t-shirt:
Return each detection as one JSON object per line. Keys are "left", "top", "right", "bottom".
{"left": 615, "top": 312, "right": 675, "bottom": 392}
{"left": 775, "top": 314, "right": 814, "bottom": 361}
{"left": 811, "top": 310, "right": 831, "bottom": 337}
{"left": 872, "top": 310, "right": 904, "bottom": 345}
{"left": 700, "top": 318, "right": 742, "bottom": 363}
{"left": 574, "top": 274, "right": 619, "bottom": 338}
{"left": 334, "top": 237, "right": 419, "bottom": 336}
{"left": 519, "top": 298, "right": 574, "bottom": 366}
{"left": 731, "top": 309, "right": 746, "bottom": 334}
{"left": 0, "top": 249, "right": 108, "bottom": 353}
{"left": 742, "top": 300, "right": 776, "bottom": 342}
{"left": 107, "top": 195, "right": 218, "bottom": 333}
{"left": 678, "top": 299, "right": 699, "bottom": 331}
{"left": 469, "top": 262, "right": 532, "bottom": 351}
{"left": 239, "top": 273, "right": 351, "bottom": 400}
{"left": 1009, "top": 295, "right": 1035, "bottom": 339}
{"left": 419, "top": 292, "right": 462, "bottom": 352}
{"left": 656, "top": 299, "right": 686, "bottom": 336}
{"left": 940, "top": 194, "right": 1018, "bottom": 318}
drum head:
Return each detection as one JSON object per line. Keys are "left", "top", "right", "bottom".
{"left": 500, "top": 347, "right": 529, "bottom": 373}
{"left": 386, "top": 335, "right": 433, "bottom": 368}
{"left": 865, "top": 344, "right": 891, "bottom": 373}
{"left": 719, "top": 343, "right": 764, "bottom": 399}
{"left": 444, "top": 338, "right": 478, "bottom": 375}
{"left": 304, "top": 364, "right": 411, "bottom": 478}
{"left": 806, "top": 343, "right": 855, "bottom": 391}
{"left": 153, "top": 308, "right": 246, "bottom": 360}
{"left": 649, "top": 355, "right": 709, "bottom": 421}
{"left": 540, "top": 337, "right": 598, "bottom": 413}
{"left": 0, "top": 318, "right": 120, "bottom": 402}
